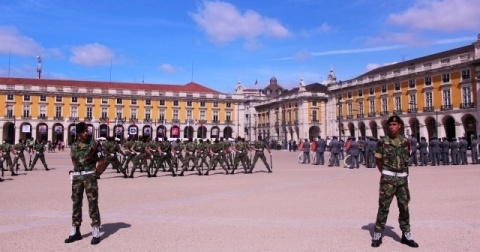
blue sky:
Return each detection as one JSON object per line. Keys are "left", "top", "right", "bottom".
{"left": 1, "top": 0, "right": 479, "bottom": 93}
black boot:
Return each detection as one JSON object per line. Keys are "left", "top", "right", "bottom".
{"left": 401, "top": 232, "right": 419, "bottom": 247}
{"left": 371, "top": 232, "right": 382, "bottom": 247}
{"left": 91, "top": 226, "right": 101, "bottom": 245}
{"left": 65, "top": 226, "right": 82, "bottom": 243}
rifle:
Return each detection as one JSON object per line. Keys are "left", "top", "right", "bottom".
{"left": 270, "top": 153, "right": 273, "bottom": 171}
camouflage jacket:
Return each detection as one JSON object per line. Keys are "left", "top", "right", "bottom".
{"left": 14, "top": 142, "right": 26, "bottom": 154}
{"left": 375, "top": 135, "right": 409, "bottom": 173}
{"left": 71, "top": 139, "right": 104, "bottom": 172}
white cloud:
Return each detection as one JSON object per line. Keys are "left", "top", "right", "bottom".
{"left": 388, "top": 0, "right": 480, "bottom": 31}
{"left": 159, "top": 63, "right": 184, "bottom": 74}
{"left": 191, "top": 1, "right": 290, "bottom": 46}
{"left": 301, "top": 23, "right": 332, "bottom": 37}
{"left": 0, "top": 26, "right": 45, "bottom": 56}
{"left": 70, "top": 43, "right": 114, "bottom": 67}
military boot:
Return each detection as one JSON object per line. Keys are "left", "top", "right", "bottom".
{"left": 65, "top": 225, "right": 82, "bottom": 243}
{"left": 401, "top": 232, "right": 419, "bottom": 247}
{"left": 91, "top": 226, "right": 101, "bottom": 245}
{"left": 371, "top": 232, "right": 382, "bottom": 247}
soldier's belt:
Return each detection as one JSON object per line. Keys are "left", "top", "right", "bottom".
{"left": 70, "top": 171, "right": 96, "bottom": 176}
{"left": 382, "top": 170, "right": 408, "bottom": 177}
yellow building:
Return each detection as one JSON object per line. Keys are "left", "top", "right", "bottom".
{"left": 328, "top": 35, "right": 480, "bottom": 142}
{"left": 0, "top": 78, "right": 241, "bottom": 144}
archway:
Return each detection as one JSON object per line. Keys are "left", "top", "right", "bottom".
{"left": 171, "top": 126, "right": 180, "bottom": 138}
{"left": 197, "top": 126, "right": 207, "bottom": 139}
{"left": 358, "top": 121, "right": 366, "bottom": 138}
{"left": 2, "top": 122, "right": 15, "bottom": 144}
{"left": 68, "top": 124, "right": 76, "bottom": 145}
{"left": 142, "top": 125, "right": 152, "bottom": 140}
{"left": 211, "top": 126, "right": 220, "bottom": 139}
{"left": 408, "top": 117, "right": 420, "bottom": 139}
{"left": 425, "top": 117, "right": 437, "bottom": 139}
{"left": 347, "top": 122, "right": 355, "bottom": 137}
{"left": 114, "top": 125, "right": 124, "bottom": 141}
{"left": 308, "top": 126, "right": 320, "bottom": 140}
{"left": 461, "top": 114, "right": 477, "bottom": 146}
{"left": 37, "top": 123, "right": 48, "bottom": 142}
{"left": 52, "top": 123, "right": 64, "bottom": 143}
{"left": 184, "top": 126, "right": 194, "bottom": 139}
{"left": 443, "top": 115, "right": 456, "bottom": 141}
{"left": 99, "top": 124, "right": 109, "bottom": 138}
{"left": 19, "top": 123, "right": 32, "bottom": 142}
{"left": 223, "top": 126, "right": 233, "bottom": 139}
{"left": 127, "top": 125, "right": 138, "bottom": 140}
{"left": 156, "top": 125, "right": 166, "bottom": 140}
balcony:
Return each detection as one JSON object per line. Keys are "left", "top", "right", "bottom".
{"left": 171, "top": 119, "right": 180, "bottom": 124}
{"left": 38, "top": 115, "right": 47, "bottom": 120}
{"left": 115, "top": 117, "right": 125, "bottom": 123}
{"left": 294, "top": 120, "right": 298, "bottom": 125}
{"left": 69, "top": 116, "right": 79, "bottom": 122}
{"left": 143, "top": 118, "right": 152, "bottom": 123}
{"left": 225, "top": 120, "right": 233, "bottom": 125}
{"left": 356, "top": 113, "right": 364, "bottom": 119}
{"left": 422, "top": 106, "right": 434, "bottom": 112}
{"left": 336, "top": 116, "right": 343, "bottom": 120}
{"left": 460, "top": 102, "right": 474, "bottom": 109}
{"left": 393, "top": 110, "right": 403, "bottom": 115}
{"left": 440, "top": 105, "right": 453, "bottom": 111}
{"left": 198, "top": 119, "right": 207, "bottom": 125}
{"left": 367, "top": 112, "right": 376, "bottom": 117}
{"left": 99, "top": 117, "right": 109, "bottom": 123}
{"left": 84, "top": 117, "right": 92, "bottom": 122}
{"left": 157, "top": 118, "right": 166, "bottom": 124}
{"left": 407, "top": 108, "right": 418, "bottom": 114}
{"left": 379, "top": 111, "right": 389, "bottom": 116}
{"left": 346, "top": 115, "right": 353, "bottom": 119}
{"left": 22, "top": 115, "right": 32, "bottom": 120}
{"left": 54, "top": 116, "right": 64, "bottom": 121}
{"left": 185, "top": 119, "right": 194, "bottom": 124}
{"left": 129, "top": 117, "right": 138, "bottom": 123}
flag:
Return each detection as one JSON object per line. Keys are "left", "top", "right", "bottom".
{"left": 255, "top": 79, "right": 258, "bottom": 86}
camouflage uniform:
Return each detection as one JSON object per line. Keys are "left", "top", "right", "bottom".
{"left": 1, "top": 142, "right": 15, "bottom": 174}
{"left": 205, "top": 140, "right": 228, "bottom": 175}
{"left": 250, "top": 140, "right": 271, "bottom": 173}
{"left": 122, "top": 140, "right": 135, "bottom": 172}
{"left": 129, "top": 140, "right": 146, "bottom": 178}
{"left": 374, "top": 135, "right": 411, "bottom": 233}
{"left": 102, "top": 140, "right": 124, "bottom": 176}
{"left": 232, "top": 140, "right": 250, "bottom": 174}
{"left": 172, "top": 141, "right": 184, "bottom": 171}
{"left": 193, "top": 140, "right": 210, "bottom": 171}
{"left": 70, "top": 139, "right": 104, "bottom": 227}
{"left": 30, "top": 141, "right": 49, "bottom": 170}
{"left": 159, "top": 140, "right": 176, "bottom": 176}
{"left": 147, "top": 140, "right": 160, "bottom": 176}
{"left": 180, "top": 141, "right": 201, "bottom": 175}
{"left": 12, "top": 141, "right": 28, "bottom": 171}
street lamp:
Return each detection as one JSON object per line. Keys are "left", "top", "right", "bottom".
{"left": 409, "top": 101, "right": 418, "bottom": 139}
{"left": 337, "top": 81, "right": 343, "bottom": 141}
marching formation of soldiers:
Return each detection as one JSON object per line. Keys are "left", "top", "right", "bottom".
{"left": 101, "top": 135, "right": 273, "bottom": 179}
{"left": 1, "top": 138, "right": 49, "bottom": 182}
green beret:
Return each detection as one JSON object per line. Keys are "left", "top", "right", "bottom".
{"left": 387, "top": 115, "right": 402, "bottom": 125}
{"left": 76, "top": 122, "right": 87, "bottom": 134}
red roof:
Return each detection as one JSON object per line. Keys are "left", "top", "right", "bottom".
{"left": 0, "top": 77, "right": 221, "bottom": 94}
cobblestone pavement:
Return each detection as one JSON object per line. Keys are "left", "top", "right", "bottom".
{"left": 1, "top": 150, "right": 479, "bottom": 251}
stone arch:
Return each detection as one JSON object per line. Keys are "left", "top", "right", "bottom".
{"left": 99, "top": 124, "right": 109, "bottom": 138}
{"left": 2, "top": 122, "right": 15, "bottom": 144}
{"left": 114, "top": 125, "right": 125, "bottom": 141}
{"left": 308, "top": 126, "right": 320, "bottom": 140}
{"left": 171, "top": 125, "right": 180, "bottom": 138}
{"left": 408, "top": 117, "right": 420, "bottom": 139}
{"left": 127, "top": 125, "right": 139, "bottom": 139}
{"left": 142, "top": 125, "right": 153, "bottom": 140}
{"left": 183, "top": 126, "right": 194, "bottom": 139}
{"left": 369, "top": 121, "right": 378, "bottom": 138}
{"left": 19, "top": 122, "right": 32, "bottom": 142}
{"left": 461, "top": 114, "right": 477, "bottom": 145}
{"left": 211, "top": 126, "right": 220, "bottom": 139}
{"left": 424, "top": 116, "right": 437, "bottom": 139}
{"left": 197, "top": 126, "right": 207, "bottom": 139}
{"left": 358, "top": 121, "right": 366, "bottom": 138}
{"left": 223, "top": 126, "right": 233, "bottom": 139}
{"left": 443, "top": 115, "right": 457, "bottom": 141}
{"left": 37, "top": 123, "right": 48, "bottom": 142}
{"left": 156, "top": 125, "right": 166, "bottom": 140}
{"left": 347, "top": 122, "right": 355, "bottom": 137}
{"left": 52, "top": 123, "right": 64, "bottom": 143}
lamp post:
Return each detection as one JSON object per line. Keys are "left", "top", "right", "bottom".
{"left": 409, "top": 101, "right": 418, "bottom": 139}
{"left": 337, "top": 81, "right": 343, "bottom": 141}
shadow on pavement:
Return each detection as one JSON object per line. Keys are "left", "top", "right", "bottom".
{"left": 361, "top": 223, "right": 401, "bottom": 242}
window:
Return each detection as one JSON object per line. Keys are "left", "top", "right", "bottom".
{"left": 40, "top": 95, "right": 46, "bottom": 102}
{"left": 395, "top": 97, "right": 401, "bottom": 112}
{"left": 369, "top": 87, "right": 374, "bottom": 95}
{"left": 56, "top": 96, "right": 62, "bottom": 102}
{"left": 116, "top": 108, "right": 122, "bottom": 119}
{"left": 213, "top": 102, "right": 219, "bottom": 107}
{"left": 200, "top": 111, "right": 206, "bottom": 120}
{"left": 409, "top": 95, "right": 417, "bottom": 109}
{"left": 337, "top": 94, "right": 342, "bottom": 100}
{"left": 358, "top": 89, "right": 363, "bottom": 97}
{"left": 24, "top": 95, "right": 31, "bottom": 101}
{"left": 145, "top": 99, "right": 151, "bottom": 105}
{"left": 312, "top": 101, "right": 317, "bottom": 106}
{"left": 213, "top": 111, "right": 219, "bottom": 122}
{"left": 347, "top": 103, "right": 353, "bottom": 116}
{"left": 187, "top": 110, "right": 192, "bottom": 119}
{"left": 70, "top": 107, "right": 78, "bottom": 118}
{"left": 358, "top": 102, "right": 364, "bottom": 115}
{"left": 426, "top": 92, "right": 433, "bottom": 108}
{"left": 408, "top": 79, "right": 415, "bottom": 88}
{"left": 394, "top": 82, "right": 400, "bottom": 91}
{"left": 173, "top": 110, "right": 179, "bottom": 120}
{"left": 55, "top": 106, "right": 62, "bottom": 118}
{"left": 347, "top": 91, "right": 352, "bottom": 99}
{"left": 381, "top": 98, "right": 388, "bottom": 113}
{"left": 462, "top": 70, "right": 470, "bottom": 80}
{"left": 442, "top": 73, "right": 450, "bottom": 83}
{"left": 86, "top": 107, "right": 93, "bottom": 119}
{"left": 226, "top": 102, "right": 231, "bottom": 108}
{"left": 131, "top": 99, "right": 137, "bottom": 105}
{"left": 102, "top": 98, "right": 108, "bottom": 104}
{"left": 7, "top": 94, "right": 14, "bottom": 100}
{"left": 116, "top": 98, "right": 123, "bottom": 104}
{"left": 200, "top": 101, "right": 205, "bottom": 107}
{"left": 23, "top": 105, "right": 31, "bottom": 117}
{"left": 462, "top": 87, "right": 472, "bottom": 104}
{"left": 381, "top": 85, "right": 387, "bottom": 93}
{"left": 159, "top": 100, "right": 165, "bottom": 105}
{"left": 101, "top": 108, "right": 108, "bottom": 119}
{"left": 442, "top": 89, "right": 451, "bottom": 106}
{"left": 6, "top": 105, "right": 13, "bottom": 117}
{"left": 71, "top": 97, "right": 78, "bottom": 103}
{"left": 424, "top": 76, "right": 432, "bottom": 86}
{"left": 369, "top": 100, "right": 375, "bottom": 114}
{"left": 130, "top": 109, "right": 137, "bottom": 119}
{"left": 86, "top": 97, "right": 93, "bottom": 103}
{"left": 173, "top": 100, "right": 179, "bottom": 106}
{"left": 145, "top": 109, "right": 151, "bottom": 120}
{"left": 187, "top": 101, "right": 192, "bottom": 107}
{"left": 226, "top": 111, "right": 232, "bottom": 122}
{"left": 159, "top": 110, "right": 165, "bottom": 121}
{"left": 312, "top": 110, "right": 317, "bottom": 121}
{"left": 40, "top": 106, "right": 46, "bottom": 118}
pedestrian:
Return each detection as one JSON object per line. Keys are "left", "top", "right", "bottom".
{"left": 419, "top": 137, "right": 428, "bottom": 166}
{"left": 301, "top": 139, "right": 310, "bottom": 164}
{"left": 471, "top": 136, "right": 478, "bottom": 164}
{"left": 65, "top": 122, "right": 105, "bottom": 245}
{"left": 315, "top": 137, "right": 326, "bottom": 165}
{"left": 328, "top": 136, "right": 340, "bottom": 167}
{"left": 371, "top": 115, "right": 419, "bottom": 248}
{"left": 409, "top": 134, "right": 418, "bottom": 166}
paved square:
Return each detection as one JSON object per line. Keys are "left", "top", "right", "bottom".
{"left": 0, "top": 150, "right": 479, "bottom": 251}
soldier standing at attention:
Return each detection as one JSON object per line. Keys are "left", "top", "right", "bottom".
{"left": 65, "top": 122, "right": 105, "bottom": 245}
{"left": 441, "top": 138, "right": 450, "bottom": 165}
{"left": 450, "top": 138, "right": 460, "bottom": 165}
{"left": 1, "top": 138, "right": 18, "bottom": 176}
{"left": 459, "top": 137, "right": 468, "bottom": 165}
{"left": 249, "top": 135, "right": 272, "bottom": 173}
{"left": 29, "top": 139, "right": 49, "bottom": 171}
{"left": 471, "top": 136, "right": 478, "bottom": 164}
{"left": 314, "top": 137, "right": 326, "bottom": 165}
{"left": 371, "top": 115, "right": 419, "bottom": 248}
{"left": 418, "top": 137, "right": 429, "bottom": 166}
{"left": 328, "top": 136, "right": 340, "bottom": 167}
{"left": 409, "top": 134, "right": 418, "bottom": 167}
{"left": 13, "top": 139, "right": 29, "bottom": 171}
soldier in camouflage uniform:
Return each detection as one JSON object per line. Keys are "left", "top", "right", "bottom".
{"left": 13, "top": 139, "right": 29, "bottom": 171}
{"left": 172, "top": 138, "right": 184, "bottom": 172}
{"left": 158, "top": 136, "right": 176, "bottom": 177}
{"left": 179, "top": 138, "right": 202, "bottom": 176}
{"left": 231, "top": 137, "right": 250, "bottom": 174}
{"left": 221, "top": 137, "right": 233, "bottom": 170}
{"left": 65, "top": 122, "right": 105, "bottom": 245}
{"left": 204, "top": 138, "right": 228, "bottom": 175}
{"left": 249, "top": 135, "right": 272, "bottom": 173}
{"left": 121, "top": 136, "right": 135, "bottom": 173}
{"left": 146, "top": 138, "right": 161, "bottom": 177}
{"left": 129, "top": 135, "right": 147, "bottom": 178}
{"left": 1, "top": 138, "right": 18, "bottom": 177}
{"left": 29, "top": 139, "right": 49, "bottom": 171}
{"left": 371, "top": 115, "right": 419, "bottom": 248}
{"left": 193, "top": 139, "right": 210, "bottom": 172}
{"left": 102, "top": 136, "right": 126, "bottom": 177}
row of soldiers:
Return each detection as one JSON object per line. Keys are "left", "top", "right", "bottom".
{"left": 0, "top": 138, "right": 50, "bottom": 182}
{"left": 101, "top": 135, "right": 273, "bottom": 178}
{"left": 410, "top": 135, "right": 479, "bottom": 166}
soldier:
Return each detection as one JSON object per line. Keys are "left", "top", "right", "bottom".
{"left": 249, "top": 135, "right": 272, "bottom": 173}
{"left": 159, "top": 137, "right": 177, "bottom": 177}
{"left": 172, "top": 139, "right": 184, "bottom": 172}
{"left": 29, "top": 139, "right": 49, "bottom": 171}
{"left": 418, "top": 137, "right": 429, "bottom": 166}
{"left": 121, "top": 136, "right": 135, "bottom": 173}
{"left": 179, "top": 138, "right": 202, "bottom": 176}
{"left": 231, "top": 137, "right": 250, "bottom": 174}
{"left": 459, "top": 137, "right": 468, "bottom": 165}
{"left": 193, "top": 139, "right": 210, "bottom": 173}
{"left": 223, "top": 138, "right": 234, "bottom": 170}
{"left": 65, "top": 122, "right": 105, "bottom": 245}
{"left": 12, "top": 139, "right": 29, "bottom": 171}
{"left": 441, "top": 138, "right": 450, "bottom": 165}
{"left": 314, "top": 137, "right": 326, "bottom": 165}
{"left": 328, "top": 136, "right": 340, "bottom": 167}
{"left": 368, "top": 137, "right": 378, "bottom": 168}
{"left": 450, "top": 138, "right": 459, "bottom": 165}
{"left": 346, "top": 137, "right": 360, "bottom": 168}
{"left": 147, "top": 138, "right": 161, "bottom": 177}
{"left": 371, "top": 115, "right": 419, "bottom": 248}
{"left": 301, "top": 138, "right": 310, "bottom": 164}
{"left": 128, "top": 135, "right": 147, "bottom": 178}
{"left": 204, "top": 138, "right": 229, "bottom": 175}
{"left": 1, "top": 138, "right": 18, "bottom": 176}
{"left": 429, "top": 137, "right": 441, "bottom": 166}
{"left": 409, "top": 134, "right": 418, "bottom": 166}
{"left": 471, "top": 136, "right": 478, "bottom": 164}
{"left": 102, "top": 136, "right": 126, "bottom": 177}
{"left": 358, "top": 136, "right": 366, "bottom": 166}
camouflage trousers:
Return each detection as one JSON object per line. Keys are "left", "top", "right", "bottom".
{"left": 71, "top": 173, "right": 100, "bottom": 227}
{"left": 2, "top": 155, "right": 14, "bottom": 172}
{"left": 105, "top": 156, "right": 123, "bottom": 173}
{"left": 30, "top": 154, "right": 48, "bottom": 170}
{"left": 206, "top": 153, "right": 228, "bottom": 174}
{"left": 193, "top": 153, "right": 209, "bottom": 170}
{"left": 251, "top": 152, "right": 271, "bottom": 172}
{"left": 181, "top": 153, "right": 201, "bottom": 174}
{"left": 13, "top": 154, "right": 28, "bottom": 170}
{"left": 374, "top": 174, "right": 411, "bottom": 233}
{"left": 122, "top": 153, "right": 135, "bottom": 171}
{"left": 233, "top": 152, "right": 250, "bottom": 172}
{"left": 130, "top": 153, "right": 146, "bottom": 176}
